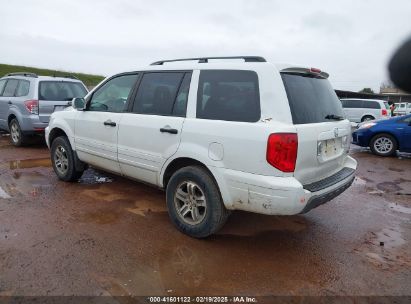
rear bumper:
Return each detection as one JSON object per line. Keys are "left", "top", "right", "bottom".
{"left": 214, "top": 156, "right": 357, "bottom": 215}
{"left": 300, "top": 174, "right": 355, "bottom": 213}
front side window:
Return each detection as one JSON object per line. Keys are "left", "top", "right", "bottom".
{"left": 197, "top": 70, "right": 260, "bottom": 122}
{"left": 39, "top": 81, "right": 87, "bottom": 101}
{"left": 89, "top": 74, "right": 138, "bottom": 112}
{"left": 15, "top": 80, "right": 30, "bottom": 97}
{"left": 0, "top": 79, "right": 7, "bottom": 96}
{"left": 132, "top": 72, "right": 186, "bottom": 116}
{"left": 2, "top": 79, "right": 19, "bottom": 97}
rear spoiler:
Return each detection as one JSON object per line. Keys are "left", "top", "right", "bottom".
{"left": 280, "top": 67, "right": 329, "bottom": 79}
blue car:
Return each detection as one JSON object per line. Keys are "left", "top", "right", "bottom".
{"left": 352, "top": 114, "right": 411, "bottom": 156}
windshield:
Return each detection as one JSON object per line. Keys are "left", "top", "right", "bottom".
{"left": 39, "top": 81, "right": 87, "bottom": 101}
{"left": 281, "top": 73, "right": 344, "bottom": 124}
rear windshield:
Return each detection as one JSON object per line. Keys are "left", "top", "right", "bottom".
{"left": 281, "top": 73, "right": 344, "bottom": 124}
{"left": 39, "top": 81, "right": 87, "bottom": 101}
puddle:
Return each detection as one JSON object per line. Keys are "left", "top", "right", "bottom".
{"left": 0, "top": 186, "right": 11, "bottom": 199}
{"left": 3, "top": 171, "right": 52, "bottom": 197}
{"left": 388, "top": 202, "right": 411, "bottom": 214}
{"left": 377, "top": 182, "right": 402, "bottom": 193}
{"left": 353, "top": 176, "right": 367, "bottom": 186}
{"left": 78, "top": 169, "right": 114, "bottom": 184}
{"left": 8, "top": 158, "right": 51, "bottom": 170}
{"left": 376, "top": 227, "right": 406, "bottom": 249}
{"left": 388, "top": 167, "right": 404, "bottom": 173}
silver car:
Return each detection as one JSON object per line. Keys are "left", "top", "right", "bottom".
{"left": 0, "top": 72, "right": 88, "bottom": 146}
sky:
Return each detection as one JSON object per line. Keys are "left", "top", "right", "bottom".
{"left": 0, "top": 0, "right": 410, "bottom": 92}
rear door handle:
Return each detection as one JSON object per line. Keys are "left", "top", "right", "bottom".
{"left": 160, "top": 127, "right": 178, "bottom": 134}
{"left": 104, "top": 120, "right": 116, "bottom": 127}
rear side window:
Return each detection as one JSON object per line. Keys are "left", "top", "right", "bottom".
{"left": 281, "top": 73, "right": 344, "bottom": 124}
{"left": 39, "top": 81, "right": 87, "bottom": 101}
{"left": 15, "top": 80, "right": 30, "bottom": 97}
{"left": 0, "top": 79, "right": 6, "bottom": 96}
{"left": 342, "top": 99, "right": 361, "bottom": 108}
{"left": 2, "top": 79, "right": 19, "bottom": 97}
{"left": 362, "top": 100, "right": 380, "bottom": 109}
{"left": 197, "top": 70, "right": 260, "bottom": 122}
{"left": 132, "top": 72, "right": 186, "bottom": 116}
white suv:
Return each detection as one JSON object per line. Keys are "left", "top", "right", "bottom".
{"left": 46, "top": 56, "right": 357, "bottom": 238}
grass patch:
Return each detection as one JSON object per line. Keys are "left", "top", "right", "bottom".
{"left": 0, "top": 63, "right": 105, "bottom": 87}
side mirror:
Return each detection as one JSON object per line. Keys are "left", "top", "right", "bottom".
{"left": 72, "top": 97, "right": 86, "bottom": 110}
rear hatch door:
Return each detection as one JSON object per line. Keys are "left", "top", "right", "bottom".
{"left": 281, "top": 69, "right": 351, "bottom": 185}
{"left": 38, "top": 80, "right": 88, "bottom": 123}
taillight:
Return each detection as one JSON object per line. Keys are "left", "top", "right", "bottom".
{"left": 382, "top": 109, "right": 388, "bottom": 116}
{"left": 266, "top": 133, "right": 298, "bottom": 173}
{"left": 24, "top": 100, "right": 39, "bottom": 115}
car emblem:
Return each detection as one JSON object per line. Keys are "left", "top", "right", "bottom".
{"left": 334, "top": 128, "right": 339, "bottom": 138}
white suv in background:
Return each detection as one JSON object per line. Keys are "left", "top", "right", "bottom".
{"left": 46, "top": 56, "right": 357, "bottom": 238}
{"left": 340, "top": 98, "right": 390, "bottom": 122}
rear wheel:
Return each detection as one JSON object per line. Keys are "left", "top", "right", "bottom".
{"left": 51, "top": 136, "right": 84, "bottom": 181}
{"left": 166, "top": 166, "right": 230, "bottom": 238}
{"left": 361, "top": 115, "right": 375, "bottom": 122}
{"left": 9, "top": 118, "right": 28, "bottom": 146}
{"left": 370, "top": 133, "right": 397, "bottom": 157}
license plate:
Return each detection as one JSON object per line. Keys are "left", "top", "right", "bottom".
{"left": 54, "top": 106, "right": 67, "bottom": 112}
{"left": 324, "top": 139, "right": 337, "bottom": 157}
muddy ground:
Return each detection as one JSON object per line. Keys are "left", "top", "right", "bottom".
{"left": 0, "top": 133, "right": 410, "bottom": 297}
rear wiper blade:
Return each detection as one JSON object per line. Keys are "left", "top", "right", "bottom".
{"left": 325, "top": 114, "right": 344, "bottom": 121}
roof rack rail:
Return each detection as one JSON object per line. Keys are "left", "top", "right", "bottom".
{"left": 51, "top": 73, "right": 80, "bottom": 80}
{"left": 150, "top": 56, "right": 267, "bottom": 66}
{"left": 5, "top": 72, "right": 38, "bottom": 78}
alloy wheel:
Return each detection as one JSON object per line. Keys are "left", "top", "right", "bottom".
{"left": 174, "top": 181, "right": 207, "bottom": 225}
{"left": 54, "top": 145, "right": 69, "bottom": 175}
{"left": 374, "top": 137, "right": 393, "bottom": 154}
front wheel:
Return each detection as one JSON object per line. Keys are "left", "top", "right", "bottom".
{"left": 51, "top": 136, "right": 84, "bottom": 181}
{"left": 166, "top": 166, "right": 230, "bottom": 238}
{"left": 370, "top": 133, "right": 397, "bottom": 157}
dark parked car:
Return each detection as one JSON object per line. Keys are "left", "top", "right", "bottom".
{"left": 352, "top": 114, "right": 411, "bottom": 156}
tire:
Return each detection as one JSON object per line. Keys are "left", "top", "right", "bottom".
{"left": 166, "top": 166, "right": 230, "bottom": 238}
{"left": 9, "top": 118, "right": 28, "bottom": 146}
{"left": 361, "top": 115, "right": 375, "bottom": 122}
{"left": 370, "top": 133, "right": 397, "bottom": 157}
{"left": 50, "top": 136, "right": 84, "bottom": 181}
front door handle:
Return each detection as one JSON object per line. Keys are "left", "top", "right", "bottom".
{"left": 8, "top": 101, "right": 12, "bottom": 105}
{"left": 160, "top": 127, "right": 178, "bottom": 134}
{"left": 104, "top": 120, "right": 116, "bottom": 127}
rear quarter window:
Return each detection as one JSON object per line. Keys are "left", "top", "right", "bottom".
{"left": 363, "top": 101, "right": 380, "bottom": 109}
{"left": 15, "top": 80, "right": 30, "bottom": 97}
{"left": 196, "top": 70, "right": 260, "bottom": 122}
